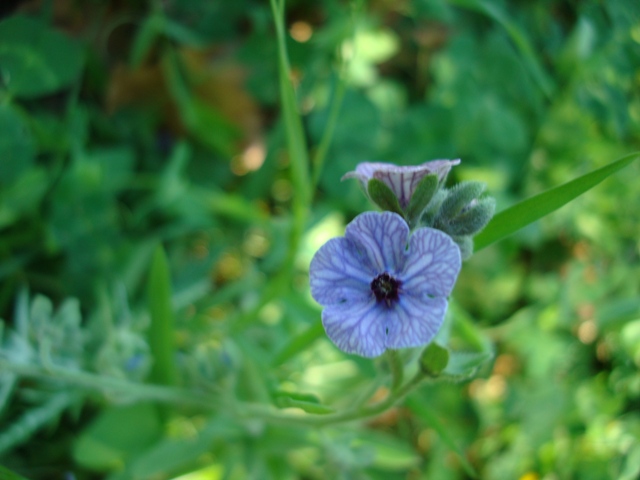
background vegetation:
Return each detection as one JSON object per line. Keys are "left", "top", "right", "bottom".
{"left": 1, "top": 0, "right": 639, "bottom": 479}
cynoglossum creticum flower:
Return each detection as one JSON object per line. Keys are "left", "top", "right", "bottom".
{"left": 309, "top": 212, "right": 461, "bottom": 358}
{"left": 342, "top": 159, "right": 460, "bottom": 210}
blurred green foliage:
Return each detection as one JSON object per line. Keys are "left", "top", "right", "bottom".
{"left": 1, "top": 0, "right": 639, "bottom": 479}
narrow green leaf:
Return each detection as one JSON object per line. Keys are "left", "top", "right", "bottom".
{"left": 270, "top": 0, "right": 311, "bottom": 207}
{"left": 406, "top": 174, "right": 438, "bottom": 225}
{"left": 130, "top": 15, "right": 162, "bottom": 67}
{"left": 147, "top": 245, "right": 178, "bottom": 386}
{"left": 0, "top": 391, "right": 76, "bottom": 455}
{"left": 273, "top": 391, "right": 322, "bottom": 404}
{"left": 367, "top": 178, "right": 405, "bottom": 217}
{"left": 275, "top": 397, "right": 335, "bottom": 414}
{"left": 449, "top": 0, "right": 554, "bottom": 99}
{"left": 161, "top": 49, "right": 238, "bottom": 156}
{"left": 271, "top": 321, "right": 324, "bottom": 366}
{"left": 474, "top": 152, "right": 640, "bottom": 251}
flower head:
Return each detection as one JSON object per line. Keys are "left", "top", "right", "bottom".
{"left": 342, "top": 159, "right": 460, "bottom": 209}
{"left": 309, "top": 211, "right": 461, "bottom": 358}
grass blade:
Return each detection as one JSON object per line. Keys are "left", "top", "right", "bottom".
{"left": 450, "top": 0, "right": 554, "bottom": 99}
{"left": 147, "top": 245, "right": 178, "bottom": 386}
{"left": 474, "top": 152, "right": 640, "bottom": 251}
{"left": 270, "top": 0, "right": 311, "bottom": 207}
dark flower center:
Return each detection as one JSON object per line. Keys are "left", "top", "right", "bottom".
{"left": 370, "top": 272, "right": 401, "bottom": 304}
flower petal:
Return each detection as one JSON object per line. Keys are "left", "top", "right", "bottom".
{"left": 309, "top": 237, "right": 374, "bottom": 306}
{"left": 345, "top": 212, "right": 408, "bottom": 275}
{"left": 322, "top": 299, "right": 388, "bottom": 357}
{"left": 341, "top": 162, "right": 390, "bottom": 185}
{"left": 385, "top": 295, "right": 448, "bottom": 349}
{"left": 401, "top": 227, "right": 461, "bottom": 297}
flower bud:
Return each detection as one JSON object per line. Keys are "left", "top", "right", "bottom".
{"left": 420, "top": 342, "right": 449, "bottom": 376}
{"left": 438, "top": 181, "right": 486, "bottom": 219}
{"left": 434, "top": 182, "right": 495, "bottom": 241}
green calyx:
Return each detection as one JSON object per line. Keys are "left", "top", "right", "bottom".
{"left": 367, "top": 178, "right": 405, "bottom": 217}
{"left": 406, "top": 174, "right": 439, "bottom": 227}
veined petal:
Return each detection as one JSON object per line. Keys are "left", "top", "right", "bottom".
{"left": 385, "top": 295, "right": 448, "bottom": 349}
{"left": 345, "top": 212, "right": 408, "bottom": 274}
{"left": 401, "top": 227, "right": 461, "bottom": 297}
{"left": 373, "top": 168, "right": 428, "bottom": 208}
{"left": 341, "top": 162, "right": 390, "bottom": 186}
{"left": 310, "top": 237, "right": 374, "bottom": 306}
{"left": 343, "top": 160, "right": 461, "bottom": 209}
{"left": 322, "top": 299, "right": 388, "bottom": 357}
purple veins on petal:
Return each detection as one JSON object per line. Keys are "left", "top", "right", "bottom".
{"left": 402, "top": 227, "right": 461, "bottom": 297}
{"left": 342, "top": 159, "right": 461, "bottom": 209}
{"left": 309, "top": 237, "right": 373, "bottom": 306}
{"left": 322, "top": 299, "right": 387, "bottom": 358}
{"left": 345, "top": 211, "right": 409, "bottom": 274}
{"left": 385, "top": 296, "right": 448, "bottom": 349}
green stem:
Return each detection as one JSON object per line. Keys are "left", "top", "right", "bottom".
{"left": 244, "top": 370, "right": 430, "bottom": 427}
{"left": 0, "top": 360, "right": 216, "bottom": 410}
{"left": 386, "top": 349, "right": 404, "bottom": 393}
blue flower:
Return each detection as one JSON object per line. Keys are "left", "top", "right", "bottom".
{"left": 310, "top": 212, "right": 462, "bottom": 358}
{"left": 342, "top": 159, "right": 460, "bottom": 209}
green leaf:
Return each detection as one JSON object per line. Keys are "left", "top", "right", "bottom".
{"left": 367, "top": 178, "right": 405, "bottom": 217}
{"left": 275, "top": 396, "right": 335, "bottom": 414}
{"left": 0, "top": 15, "right": 84, "bottom": 98}
{"left": 0, "top": 104, "right": 35, "bottom": 186}
{"left": 474, "top": 152, "right": 640, "bottom": 250}
{"left": 444, "top": 351, "right": 493, "bottom": 380}
{"left": 406, "top": 174, "right": 438, "bottom": 226}
{"left": 72, "top": 403, "right": 162, "bottom": 472}
{"left": 147, "top": 246, "right": 178, "bottom": 386}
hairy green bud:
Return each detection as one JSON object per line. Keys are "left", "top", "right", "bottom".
{"left": 438, "top": 181, "right": 486, "bottom": 220}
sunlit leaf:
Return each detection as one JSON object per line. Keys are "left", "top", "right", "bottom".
{"left": 474, "top": 152, "right": 640, "bottom": 250}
